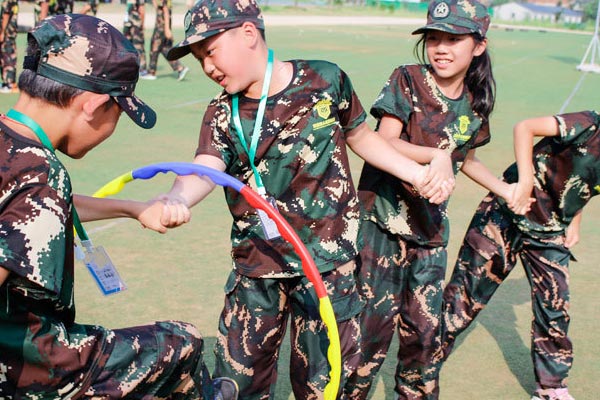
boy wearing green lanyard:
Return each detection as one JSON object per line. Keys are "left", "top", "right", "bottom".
{"left": 158, "top": 0, "right": 450, "bottom": 397}
{"left": 0, "top": 14, "right": 237, "bottom": 399}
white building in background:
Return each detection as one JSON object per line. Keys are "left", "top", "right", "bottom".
{"left": 493, "top": 2, "right": 584, "bottom": 24}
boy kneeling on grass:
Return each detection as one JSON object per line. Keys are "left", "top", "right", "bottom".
{"left": 0, "top": 14, "right": 237, "bottom": 400}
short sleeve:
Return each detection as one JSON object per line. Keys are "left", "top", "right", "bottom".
{"left": 370, "top": 67, "right": 412, "bottom": 124}
{"left": 196, "top": 95, "right": 236, "bottom": 169}
{"left": 0, "top": 184, "right": 69, "bottom": 293}
{"left": 470, "top": 120, "right": 491, "bottom": 149}
{"left": 555, "top": 110, "right": 600, "bottom": 146}
{"left": 337, "top": 68, "right": 367, "bottom": 132}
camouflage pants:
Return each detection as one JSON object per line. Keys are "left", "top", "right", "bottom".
{"left": 2, "top": 320, "right": 212, "bottom": 399}
{"left": 442, "top": 194, "right": 573, "bottom": 389}
{"left": 148, "top": 30, "right": 182, "bottom": 74}
{"left": 346, "top": 220, "right": 447, "bottom": 400}
{"left": 123, "top": 21, "right": 147, "bottom": 71}
{"left": 1, "top": 22, "right": 18, "bottom": 86}
{"left": 214, "top": 261, "right": 364, "bottom": 400}
{"left": 86, "top": 320, "right": 212, "bottom": 399}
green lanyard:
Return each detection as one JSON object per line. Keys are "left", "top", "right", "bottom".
{"left": 6, "top": 108, "right": 90, "bottom": 242}
{"left": 231, "top": 48, "right": 274, "bottom": 195}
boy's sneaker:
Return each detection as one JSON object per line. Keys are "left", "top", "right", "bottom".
{"left": 212, "top": 377, "right": 238, "bottom": 400}
{"left": 177, "top": 66, "right": 189, "bottom": 81}
{"left": 140, "top": 73, "right": 157, "bottom": 80}
{"left": 531, "top": 387, "right": 575, "bottom": 400}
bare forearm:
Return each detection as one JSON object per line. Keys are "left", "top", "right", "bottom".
{"left": 347, "top": 122, "right": 425, "bottom": 186}
{"left": 514, "top": 116, "right": 559, "bottom": 181}
{"left": 461, "top": 152, "right": 511, "bottom": 200}
{"left": 377, "top": 115, "right": 440, "bottom": 164}
{"left": 73, "top": 195, "right": 147, "bottom": 222}
{"left": 389, "top": 137, "right": 443, "bottom": 164}
{"left": 165, "top": 154, "right": 224, "bottom": 207}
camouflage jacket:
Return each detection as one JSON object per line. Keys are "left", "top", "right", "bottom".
{"left": 0, "top": 122, "right": 109, "bottom": 398}
{"left": 503, "top": 110, "right": 600, "bottom": 237}
{"left": 197, "top": 60, "right": 367, "bottom": 278}
{"left": 358, "top": 64, "right": 490, "bottom": 247}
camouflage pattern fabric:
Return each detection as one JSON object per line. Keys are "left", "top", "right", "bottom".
{"left": 0, "top": 123, "right": 210, "bottom": 398}
{"left": 412, "top": 0, "right": 490, "bottom": 37}
{"left": 123, "top": 0, "right": 147, "bottom": 71}
{"left": 167, "top": 0, "right": 264, "bottom": 61}
{"left": 350, "top": 64, "right": 490, "bottom": 399}
{"left": 54, "top": 0, "right": 73, "bottom": 14}
{"left": 346, "top": 220, "right": 447, "bottom": 400}
{"left": 443, "top": 110, "right": 600, "bottom": 390}
{"left": 358, "top": 64, "right": 490, "bottom": 248}
{"left": 27, "top": 14, "right": 155, "bottom": 128}
{"left": 199, "top": 59, "right": 366, "bottom": 398}
{"left": 198, "top": 60, "right": 367, "bottom": 278}
{"left": 148, "top": 0, "right": 183, "bottom": 74}
{"left": 213, "top": 261, "right": 364, "bottom": 399}
{"left": 0, "top": 0, "right": 18, "bottom": 86}
{"left": 502, "top": 110, "right": 600, "bottom": 236}
{"left": 442, "top": 194, "right": 574, "bottom": 389}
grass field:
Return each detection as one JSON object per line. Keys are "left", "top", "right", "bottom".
{"left": 1, "top": 14, "right": 599, "bottom": 399}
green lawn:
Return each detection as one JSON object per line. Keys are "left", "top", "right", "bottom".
{"left": 1, "top": 20, "right": 599, "bottom": 399}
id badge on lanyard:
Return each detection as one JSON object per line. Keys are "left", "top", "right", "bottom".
{"left": 232, "top": 49, "right": 282, "bottom": 240}
{"left": 6, "top": 109, "right": 127, "bottom": 295}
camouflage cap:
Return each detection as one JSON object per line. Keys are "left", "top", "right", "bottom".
{"left": 412, "top": 0, "right": 490, "bottom": 37}
{"left": 166, "top": 0, "right": 264, "bottom": 61}
{"left": 25, "top": 14, "right": 156, "bottom": 129}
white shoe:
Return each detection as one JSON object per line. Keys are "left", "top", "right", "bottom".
{"left": 140, "top": 73, "right": 157, "bottom": 80}
{"left": 177, "top": 66, "right": 189, "bottom": 81}
{"left": 531, "top": 387, "right": 574, "bottom": 400}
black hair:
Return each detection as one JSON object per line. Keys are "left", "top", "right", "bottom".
{"left": 18, "top": 36, "right": 85, "bottom": 108}
{"left": 413, "top": 32, "right": 496, "bottom": 122}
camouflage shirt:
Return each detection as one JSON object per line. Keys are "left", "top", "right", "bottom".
{"left": 503, "top": 110, "right": 600, "bottom": 237}
{"left": 358, "top": 64, "right": 490, "bottom": 247}
{"left": 197, "top": 60, "right": 367, "bottom": 278}
{"left": 0, "top": 122, "right": 109, "bottom": 398}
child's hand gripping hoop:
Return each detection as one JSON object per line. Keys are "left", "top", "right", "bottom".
{"left": 93, "top": 162, "right": 342, "bottom": 399}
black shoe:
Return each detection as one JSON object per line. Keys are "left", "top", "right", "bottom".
{"left": 212, "top": 377, "right": 239, "bottom": 400}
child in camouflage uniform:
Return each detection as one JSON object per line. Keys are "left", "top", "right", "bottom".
{"left": 142, "top": 0, "right": 189, "bottom": 81}
{"left": 345, "top": 0, "right": 512, "bottom": 399}
{"left": 0, "top": 0, "right": 18, "bottom": 93}
{"left": 442, "top": 111, "right": 600, "bottom": 400}
{"left": 79, "top": 0, "right": 100, "bottom": 16}
{"left": 0, "top": 14, "right": 237, "bottom": 400}
{"left": 159, "top": 0, "right": 438, "bottom": 397}
{"left": 54, "top": 0, "right": 73, "bottom": 14}
{"left": 124, "top": 0, "right": 148, "bottom": 74}
{"left": 33, "top": 0, "right": 50, "bottom": 25}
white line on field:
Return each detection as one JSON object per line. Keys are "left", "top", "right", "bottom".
{"left": 86, "top": 219, "right": 129, "bottom": 235}
{"left": 559, "top": 72, "right": 588, "bottom": 113}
